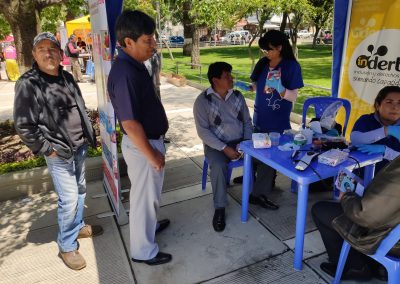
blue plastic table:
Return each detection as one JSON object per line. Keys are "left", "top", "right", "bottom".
{"left": 239, "top": 138, "right": 382, "bottom": 270}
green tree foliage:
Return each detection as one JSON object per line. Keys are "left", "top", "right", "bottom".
{"left": 309, "top": 0, "right": 333, "bottom": 47}
{"left": 167, "top": 0, "right": 248, "bottom": 64}
{"left": 124, "top": 0, "right": 156, "bottom": 17}
{"left": 241, "top": 0, "right": 277, "bottom": 69}
{"left": 40, "top": 5, "right": 65, "bottom": 33}
{"left": 0, "top": 0, "right": 87, "bottom": 72}
{"left": 0, "top": 14, "right": 11, "bottom": 40}
{"left": 276, "top": 0, "right": 312, "bottom": 56}
{"left": 40, "top": 0, "right": 88, "bottom": 33}
{"left": 65, "top": 0, "right": 88, "bottom": 21}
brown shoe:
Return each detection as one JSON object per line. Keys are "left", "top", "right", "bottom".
{"left": 59, "top": 250, "right": 86, "bottom": 270}
{"left": 78, "top": 224, "right": 104, "bottom": 239}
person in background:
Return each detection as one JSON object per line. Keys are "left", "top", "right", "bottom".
{"left": 107, "top": 10, "right": 171, "bottom": 266}
{"left": 234, "top": 30, "right": 303, "bottom": 210}
{"left": 3, "top": 43, "right": 19, "bottom": 81}
{"left": 351, "top": 86, "right": 400, "bottom": 173}
{"left": 144, "top": 48, "right": 171, "bottom": 143}
{"left": 55, "top": 31, "right": 61, "bottom": 47}
{"left": 13, "top": 32, "right": 102, "bottom": 271}
{"left": 67, "top": 34, "right": 84, "bottom": 82}
{"left": 312, "top": 156, "right": 400, "bottom": 281}
{"left": 144, "top": 49, "right": 161, "bottom": 99}
{"left": 193, "top": 62, "right": 253, "bottom": 232}
{"left": 0, "top": 44, "right": 4, "bottom": 80}
{"left": 77, "top": 37, "right": 87, "bottom": 51}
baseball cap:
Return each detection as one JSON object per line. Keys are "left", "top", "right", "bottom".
{"left": 33, "top": 32, "right": 60, "bottom": 48}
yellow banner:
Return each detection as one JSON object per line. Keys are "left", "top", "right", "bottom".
{"left": 338, "top": 0, "right": 400, "bottom": 136}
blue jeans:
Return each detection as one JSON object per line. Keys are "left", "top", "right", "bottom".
{"left": 45, "top": 144, "right": 88, "bottom": 252}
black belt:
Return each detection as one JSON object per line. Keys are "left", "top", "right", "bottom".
{"left": 148, "top": 134, "right": 164, "bottom": 140}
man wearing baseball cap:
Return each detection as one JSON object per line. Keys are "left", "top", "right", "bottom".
{"left": 13, "top": 32, "right": 103, "bottom": 270}
{"left": 66, "top": 34, "right": 84, "bottom": 82}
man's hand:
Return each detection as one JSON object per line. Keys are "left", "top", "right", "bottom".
{"left": 223, "top": 146, "right": 241, "bottom": 160}
{"left": 356, "top": 144, "right": 386, "bottom": 155}
{"left": 121, "top": 120, "right": 165, "bottom": 171}
{"left": 48, "top": 151, "right": 57, "bottom": 157}
{"left": 388, "top": 125, "right": 400, "bottom": 141}
{"left": 150, "top": 149, "right": 165, "bottom": 171}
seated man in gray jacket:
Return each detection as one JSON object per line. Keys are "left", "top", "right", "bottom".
{"left": 193, "top": 62, "right": 252, "bottom": 232}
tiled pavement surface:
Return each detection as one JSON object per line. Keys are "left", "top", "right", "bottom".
{"left": 0, "top": 79, "right": 385, "bottom": 284}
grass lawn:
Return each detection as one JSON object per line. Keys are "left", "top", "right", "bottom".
{"left": 161, "top": 44, "right": 332, "bottom": 114}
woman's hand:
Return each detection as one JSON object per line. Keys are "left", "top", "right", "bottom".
{"left": 388, "top": 126, "right": 400, "bottom": 141}
{"left": 264, "top": 87, "right": 274, "bottom": 94}
{"left": 356, "top": 144, "right": 386, "bottom": 155}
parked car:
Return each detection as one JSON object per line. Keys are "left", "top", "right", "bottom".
{"left": 223, "top": 30, "right": 251, "bottom": 44}
{"left": 199, "top": 35, "right": 209, "bottom": 42}
{"left": 297, "top": 30, "right": 313, "bottom": 38}
{"left": 169, "top": 36, "right": 184, "bottom": 44}
{"left": 316, "top": 30, "right": 332, "bottom": 44}
{"left": 283, "top": 29, "right": 291, "bottom": 39}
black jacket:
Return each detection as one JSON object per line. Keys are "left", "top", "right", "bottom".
{"left": 14, "top": 63, "right": 95, "bottom": 162}
{"left": 332, "top": 156, "right": 400, "bottom": 256}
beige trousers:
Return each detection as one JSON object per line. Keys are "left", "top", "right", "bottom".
{"left": 121, "top": 134, "right": 166, "bottom": 260}
{"left": 70, "top": 57, "right": 83, "bottom": 82}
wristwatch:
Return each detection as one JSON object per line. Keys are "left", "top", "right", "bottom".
{"left": 45, "top": 147, "right": 55, "bottom": 156}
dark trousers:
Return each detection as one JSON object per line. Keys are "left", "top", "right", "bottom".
{"left": 204, "top": 145, "right": 231, "bottom": 209}
{"left": 311, "top": 200, "right": 375, "bottom": 271}
{"left": 252, "top": 160, "right": 276, "bottom": 197}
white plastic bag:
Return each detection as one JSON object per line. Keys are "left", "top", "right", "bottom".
{"left": 320, "top": 101, "right": 343, "bottom": 130}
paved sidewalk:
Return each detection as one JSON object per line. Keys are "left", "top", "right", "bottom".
{"left": 0, "top": 79, "right": 98, "bottom": 121}
{"left": 0, "top": 78, "right": 384, "bottom": 284}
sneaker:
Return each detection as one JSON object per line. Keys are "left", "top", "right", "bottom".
{"left": 77, "top": 224, "right": 104, "bottom": 239}
{"left": 59, "top": 250, "right": 86, "bottom": 270}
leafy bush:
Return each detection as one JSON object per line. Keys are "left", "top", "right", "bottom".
{"left": 0, "top": 157, "right": 46, "bottom": 174}
{"left": 0, "top": 110, "right": 126, "bottom": 174}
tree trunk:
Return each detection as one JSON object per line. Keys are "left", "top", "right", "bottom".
{"left": 182, "top": 1, "right": 192, "bottom": 56}
{"left": 65, "top": 9, "right": 75, "bottom": 21}
{"left": 0, "top": 0, "right": 66, "bottom": 74}
{"left": 191, "top": 25, "right": 200, "bottom": 67}
{"left": 312, "top": 26, "right": 321, "bottom": 48}
{"left": 280, "top": 12, "right": 288, "bottom": 32}
{"left": 2, "top": 4, "right": 40, "bottom": 74}
{"left": 162, "top": 40, "right": 174, "bottom": 61}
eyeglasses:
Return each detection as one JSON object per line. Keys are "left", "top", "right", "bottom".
{"left": 260, "top": 47, "right": 274, "bottom": 53}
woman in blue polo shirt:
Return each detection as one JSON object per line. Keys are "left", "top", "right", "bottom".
{"left": 239, "top": 30, "right": 303, "bottom": 209}
{"left": 351, "top": 85, "right": 400, "bottom": 173}
{"left": 251, "top": 30, "right": 304, "bottom": 133}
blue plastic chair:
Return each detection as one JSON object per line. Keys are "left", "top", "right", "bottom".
{"left": 301, "top": 96, "right": 352, "bottom": 136}
{"left": 201, "top": 157, "right": 243, "bottom": 191}
{"left": 333, "top": 224, "right": 400, "bottom": 284}
{"left": 291, "top": 96, "right": 352, "bottom": 193}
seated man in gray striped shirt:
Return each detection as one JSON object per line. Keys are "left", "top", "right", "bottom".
{"left": 193, "top": 62, "right": 252, "bottom": 232}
